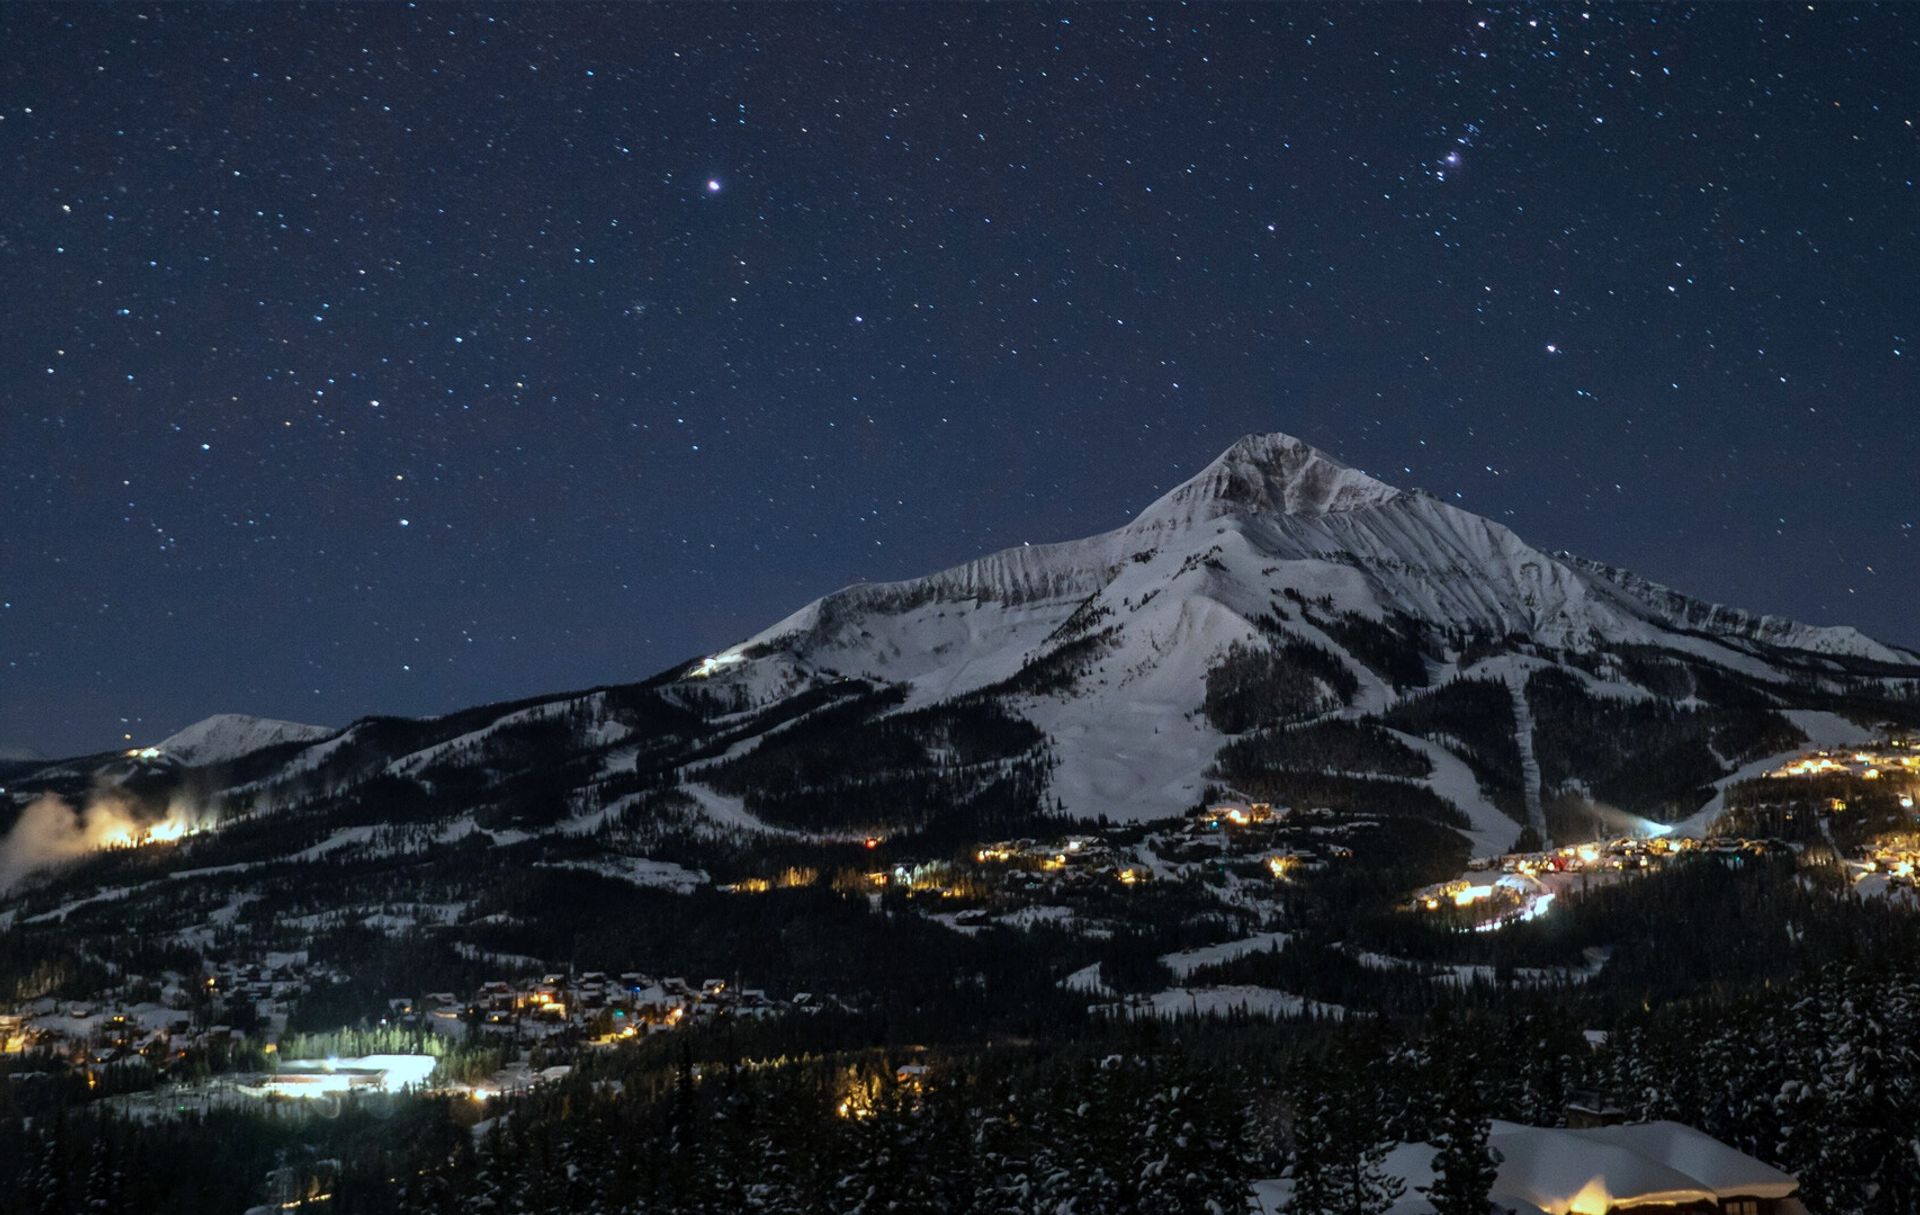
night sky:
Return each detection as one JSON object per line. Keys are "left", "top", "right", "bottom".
{"left": 3, "top": 4, "right": 1914, "bottom": 757}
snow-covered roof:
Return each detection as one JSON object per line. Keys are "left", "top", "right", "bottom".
{"left": 1485, "top": 1121, "right": 1798, "bottom": 1213}
{"left": 1490, "top": 1126, "right": 1715, "bottom": 1213}
{"left": 1577, "top": 1121, "right": 1800, "bottom": 1201}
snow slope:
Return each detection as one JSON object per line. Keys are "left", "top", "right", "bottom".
{"left": 1382, "top": 729, "right": 1524, "bottom": 857}
{"left": 1159, "top": 931, "right": 1292, "bottom": 979}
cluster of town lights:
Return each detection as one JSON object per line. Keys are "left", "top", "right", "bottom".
{"left": 1770, "top": 745, "right": 1920, "bottom": 782}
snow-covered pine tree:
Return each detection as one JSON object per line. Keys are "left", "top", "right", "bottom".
{"left": 913, "top": 1072, "right": 990, "bottom": 1215}
{"left": 468, "top": 1120, "right": 522, "bottom": 1215}
{"left": 834, "top": 1070, "right": 932, "bottom": 1215}
{"left": 28, "top": 1115, "right": 71, "bottom": 1215}
{"left": 83, "top": 1122, "right": 121, "bottom": 1215}
{"left": 969, "top": 1074, "right": 1037, "bottom": 1215}
{"left": 557, "top": 1112, "right": 616, "bottom": 1215}
{"left": 739, "top": 1070, "right": 802, "bottom": 1214}
{"left": 1286, "top": 1061, "right": 1403, "bottom": 1215}
{"left": 701, "top": 1065, "right": 758, "bottom": 1215}
{"left": 1423, "top": 1063, "right": 1498, "bottom": 1215}
{"left": 1033, "top": 1060, "right": 1129, "bottom": 1215}
{"left": 1136, "top": 1071, "right": 1250, "bottom": 1215}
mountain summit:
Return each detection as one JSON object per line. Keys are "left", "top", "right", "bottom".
{"left": 1134, "top": 432, "right": 1403, "bottom": 530}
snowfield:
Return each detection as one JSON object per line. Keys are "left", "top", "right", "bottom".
{"left": 1095, "top": 984, "right": 1347, "bottom": 1021}
{"left": 1159, "top": 930, "right": 1292, "bottom": 979}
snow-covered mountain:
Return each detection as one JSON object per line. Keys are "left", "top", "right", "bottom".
{"left": 149, "top": 713, "right": 338, "bottom": 767}
{"left": 6, "top": 433, "right": 1918, "bottom": 876}
{"left": 724, "top": 432, "right": 1898, "bottom": 678}
{"left": 686, "top": 433, "right": 1918, "bottom": 842}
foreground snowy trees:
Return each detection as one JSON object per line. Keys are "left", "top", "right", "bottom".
{"left": 401, "top": 1046, "right": 1255, "bottom": 1215}
{"left": 1285, "top": 1057, "right": 1405, "bottom": 1215}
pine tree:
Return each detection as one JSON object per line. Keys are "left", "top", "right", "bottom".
{"left": 469, "top": 1121, "right": 521, "bottom": 1215}
{"left": 558, "top": 1115, "right": 615, "bottom": 1215}
{"left": 915, "top": 1072, "right": 986, "bottom": 1215}
{"left": 1138, "top": 1072, "right": 1250, "bottom": 1215}
{"left": 704, "top": 1064, "right": 761, "bottom": 1214}
{"left": 1287, "top": 1062, "right": 1403, "bottom": 1215}
{"left": 1424, "top": 1064, "right": 1498, "bottom": 1215}
{"left": 29, "top": 1114, "right": 71, "bottom": 1215}
{"left": 83, "top": 1124, "right": 121, "bottom": 1215}
{"left": 1034, "top": 1060, "right": 1131, "bottom": 1215}
{"left": 969, "top": 1072, "right": 1037, "bottom": 1215}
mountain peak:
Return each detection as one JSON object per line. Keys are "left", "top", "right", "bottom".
{"left": 1133, "top": 432, "right": 1400, "bottom": 532}
{"left": 153, "top": 714, "right": 335, "bottom": 766}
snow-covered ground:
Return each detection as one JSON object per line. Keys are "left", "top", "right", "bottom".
{"left": 681, "top": 782, "right": 860, "bottom": 841}
{"left": 1350, "top": 945, "right": 1609, "bottom": 989}
{"left": 1095, "top": 984, "right": 1346, "bottom": 1021}
{"left": 386, "top": 698, "right": 590, "bottom": 778}
{"left": 289, "top": 825, "right": 380, "bottom": 862}
{"left": 1501, "top": 669, "right": 1549, "bottom": 845}
{"left": 1060, "top": 963, "right": 1112, "bottom": 996}
{"left": 24, "top": 883, "right": 141, "bottom": 925}
{"left": 534, "top": 856, "right": 707, "bottom": 894}
{"left": 1158, "top": 930, "right": 1291, "bottom": 979}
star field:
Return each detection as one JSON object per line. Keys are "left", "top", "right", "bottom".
{"left": 2, "top": 4, "right": 1915, "bottom": 755}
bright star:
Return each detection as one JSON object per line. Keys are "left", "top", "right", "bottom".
{"left": 706, "top": 179, "right": 722, "bottom": 193}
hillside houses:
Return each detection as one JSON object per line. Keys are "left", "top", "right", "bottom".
{"left": 3, "top": 958, "right": 844, "bottom": 1102}
{"left": 2, "top": 953, "right": 321, "bottom": 1075}
{"left": 408, "top": 971, "right": 833, "bottom": 1046}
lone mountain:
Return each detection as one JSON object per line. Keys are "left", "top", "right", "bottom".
{"left": 7, "top": 433, "right": 1917, "bottom": 876}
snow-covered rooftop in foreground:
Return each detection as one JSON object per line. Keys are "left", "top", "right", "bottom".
{"left": 1569, "top": 1121, "right": 1802, "bottom": 1201}
{"left": 1255, "top": 1119, "right": 1803, "bottom": 1215}
{"left": 1485, "top": 1120, "right": 1800, "bottom": 1215}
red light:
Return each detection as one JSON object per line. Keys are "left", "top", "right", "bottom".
{"left": 864, "top": 837, "right": 879, "bottom": 849}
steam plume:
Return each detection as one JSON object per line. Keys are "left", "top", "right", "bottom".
{"left": 0, "top": 789, "right": 198, "bottom": 892}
